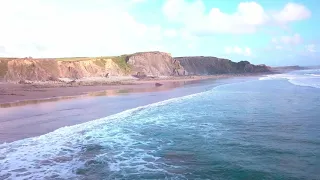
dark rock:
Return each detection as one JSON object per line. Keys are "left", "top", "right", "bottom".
{"left": 47, "top": 76, "right": 59, "bottom": 81}
{"left": 155, "top": 83, "right": 163, "bottom": 87}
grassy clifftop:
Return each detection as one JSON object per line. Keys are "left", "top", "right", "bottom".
{"left": 56, "top": 55, "right": 132, "bottom": 73}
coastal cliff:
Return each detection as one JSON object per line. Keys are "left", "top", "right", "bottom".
{"left": 0, "top": 57, "right": 126, "bottom": 81}
{"left": 0, "top": 52, "right": 270, "bottom": 82}
{"left": 127, "top": 51, "right": 185, "bottom": 77}
{"left": 176, "top": 56, "right": 271, "bottom": 75}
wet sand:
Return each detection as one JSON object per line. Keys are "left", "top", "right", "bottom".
{"left": 0, "top": 76, "right": 212, "bottom": 107}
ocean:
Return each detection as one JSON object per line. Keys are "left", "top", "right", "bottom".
{"left": 1, "top": 69, "right": 320, "bottom": 180}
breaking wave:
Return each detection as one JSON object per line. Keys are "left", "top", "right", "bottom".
{"left": 0, "top": 90, "right": 211, "bottom": 180}
{"left": 259, "top": 69, "right": 320, "bottom": 89}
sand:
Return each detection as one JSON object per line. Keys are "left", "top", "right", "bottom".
{"left": 0, "top": 75, "right": 223, "bottom": 107}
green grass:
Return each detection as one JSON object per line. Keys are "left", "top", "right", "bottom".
{"left": 0, "top": 55, "right": 133, "bottom": 76}
{"left": 110, "top": 55, "right": 132, "bottom": 73}
{"left": 55, "top": 57, "right": 94, "bottom": 62}
{"left": 92, "top": 59, "right": 106, "bottom": 68}
{"left": 56, "top": 55, "right": 133, "bottom": 74}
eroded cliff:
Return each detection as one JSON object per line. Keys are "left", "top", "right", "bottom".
{"left": 0, "top": 57, "right": 125, "bottom": 81}
{"left": 127, "top": 51, "right": 185, "bottom": 77}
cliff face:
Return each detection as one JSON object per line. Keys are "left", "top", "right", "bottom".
{"left": 4, "top": 59, "right": 60, "bottom": 81}
{"left": 127, "top": 51, "right": 185, "bottom": 76}
{"left": 175, "top": 56, "right": 270, "bottom": 75}
{"left": 0, "top": 52, "right": 270, "bottom": 82}
{"left": 1, "top": 58, "right": 125, "bottom": 81}
{"left": 57, "top": 59, "right": 124, "bottom": 79}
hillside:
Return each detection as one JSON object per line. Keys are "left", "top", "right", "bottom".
{"left": 0, "top": 52, "right": 271, "bottom": 82}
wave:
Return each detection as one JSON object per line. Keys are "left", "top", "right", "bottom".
{"left": 259, "top": 70, "right": 320, "bottom": 89}
{"left": 0, "top": 90, "right": 210, "bottom": 179}
{"left": 305, "top": 73, "right": 320, "bottom": 77}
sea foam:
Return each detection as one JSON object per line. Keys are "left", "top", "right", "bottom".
{"left": 259, "top": 70, "right": 320, "bottom": 89}
{"left": 0, "top": 89, "right": 209, "bottom": 180}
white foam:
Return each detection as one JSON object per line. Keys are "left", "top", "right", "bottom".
{"left": 305, "top": 73, "right": 320, "bottom": 77}
{"left": 0, "top": 90, "right": 210, "bottom": 179}
{"left": 259, "top": 71, "right": 320, "bottom": 89}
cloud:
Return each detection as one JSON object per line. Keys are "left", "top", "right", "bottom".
{"left": 0, "top": 0, "right": 178, "bottom": 57}
{"left": 225, "top": 46, "right": 252, "bottom": 56}
{"left": 273, "top": 3, "right": 311, "bottom": 24}
{"left": 163, "top": 0, "right": 311, "bottom": 35}
{"left": 306, "top": 44, "right": 316, "bottom": 52}
{"left": 278, "top": 34, "right": 302, "bottom": 45}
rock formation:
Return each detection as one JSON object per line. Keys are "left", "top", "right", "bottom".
{"left": 127, "top": 51, "right": 185, "bottom": 77}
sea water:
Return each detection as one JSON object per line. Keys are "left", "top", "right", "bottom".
{"left": 1, "top": 70, "right": 320, "bottom": 180}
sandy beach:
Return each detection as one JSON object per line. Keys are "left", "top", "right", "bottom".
{"left": 0, "top": 75, "right": 237, "bottom": 108}
{"left": 0, "top": 74, "right": 263, "bottom": 143}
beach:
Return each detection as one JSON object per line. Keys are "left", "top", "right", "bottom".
{"left": 0, "top": 74, "right": 268, "bottom": 107}
{"left": 0, "top": 75, "right": 249, "bottom": 143}
{"left": 0, "top": 76, "right": 212, "bottom": 106}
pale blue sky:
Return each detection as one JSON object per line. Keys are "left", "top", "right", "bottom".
{"left": 0, "top": 0, "right": 319, "bottom": 66}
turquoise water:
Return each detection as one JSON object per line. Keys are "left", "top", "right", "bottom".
{"left": 1, "top": 70, "right": 320, "bottom": 180}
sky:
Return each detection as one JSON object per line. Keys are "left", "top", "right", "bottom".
{"left": 0, "top": 0, "right": 319, "bottom": 66}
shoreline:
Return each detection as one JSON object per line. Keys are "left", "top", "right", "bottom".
{"left": 0, "top": 74, "right": 263, "bottom": 108}
{"left": 0, "top": 74, "right": 263, "bottom": 143}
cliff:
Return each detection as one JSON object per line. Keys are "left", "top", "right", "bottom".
{"left": 127, "top": 51, "right": 185, "bottom": 77}
{"left": 0, "top": 57, "right": 126, "bottom": 81}
{"left": 0, "top": 52, "right": 270, "bottom": 82}
{"left": 175, "top": 56, "right": 270, "bottom": 75}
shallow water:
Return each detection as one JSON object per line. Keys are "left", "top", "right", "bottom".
{"left": 1, "top": 70, "right": 320, "bottom": 180}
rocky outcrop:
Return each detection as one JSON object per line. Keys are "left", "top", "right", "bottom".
{"left": 127, "top": 51, "right": 185, "bottom": 76}
{"left": 175, "top": 56, "right": 270, "bottom": 75}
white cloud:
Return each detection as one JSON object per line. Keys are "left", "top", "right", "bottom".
{"left": 306, "top": 44, "right": 316, "bottom": 52}
{"left": 0, "top": 0, "right": 172, "bottom": 57}
{"left": 270, "top": 34, "right": 302, "bottom": 52}
{"left": 280, "top": 34, "right": 302, "bottom": 45}
{"left": 163, "top": 0, "right": 311, "bottom": 35}
{"left": 225, "top": 46, "right": 252, "bottom": 56}
{"left": 272, "top": 34, "right": 302, "bottom": 45}
{"left": 273, "top": 3, "right": 311, "bottom": 24}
